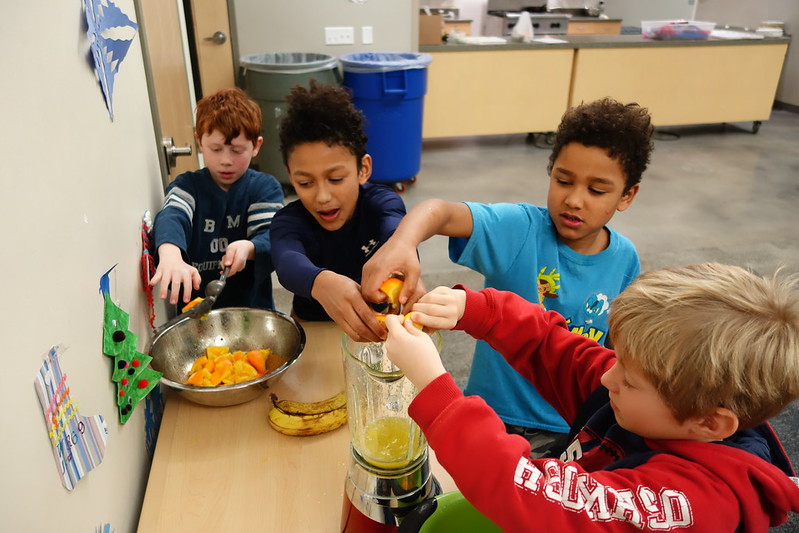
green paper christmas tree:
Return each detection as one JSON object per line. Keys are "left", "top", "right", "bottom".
{"left": 102, "top": 294, "right": 162, "bottom": 424}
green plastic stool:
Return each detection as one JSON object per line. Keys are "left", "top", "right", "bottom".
{"left": 398, "top": 491, "right": 503, "bottom": 532}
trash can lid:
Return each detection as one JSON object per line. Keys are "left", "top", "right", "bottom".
{"left": 339, "top": 52, "right": 433, "bottom": 73}
{"left": 240, "top": 53, "right": 338, "bottom": 74}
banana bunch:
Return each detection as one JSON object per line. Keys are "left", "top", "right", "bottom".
{"left": 268, "top": 390, "right": 348, "bottom": 436}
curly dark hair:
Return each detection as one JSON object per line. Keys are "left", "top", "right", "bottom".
{"left": 279, "top": 80, "right": 368, "bottom": 169}
{"left": 547, "top": 98, "right": 654, "bottom": 192}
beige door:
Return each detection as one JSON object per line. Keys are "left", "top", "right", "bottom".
{"left": 137, "top": 0, "right": 199, "bottom": 183}
{"left": 136, "top": 0, "right": 236, "bottom": 184}
{"left": 189, "top": 0, "right": 236, "bottom": 97}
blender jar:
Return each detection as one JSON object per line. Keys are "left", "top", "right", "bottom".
{"left": 342, "top": 335, "right": 439, "bottom": 473}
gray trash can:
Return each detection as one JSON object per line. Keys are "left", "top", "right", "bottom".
{"left": 240, "top": 53, "right": 341, "bottom": 186}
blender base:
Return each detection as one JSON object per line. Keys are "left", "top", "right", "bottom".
{"left": 340, "top": 449, "right": 442, "bottom": 533}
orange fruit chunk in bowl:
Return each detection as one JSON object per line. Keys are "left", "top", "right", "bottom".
{"left": 184, "top": 346, "right": 271, "bottom": 387}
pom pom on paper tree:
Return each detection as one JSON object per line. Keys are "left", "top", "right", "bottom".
{"left": 102, "top": 293, "right": 162, "bottom": 424}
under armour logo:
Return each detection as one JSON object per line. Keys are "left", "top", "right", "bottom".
{"left": 361, "top": 239, "right": 378, "bottom": 256}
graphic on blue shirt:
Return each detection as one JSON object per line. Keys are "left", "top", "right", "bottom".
{"left": 537, "top": 266, "right": 560, "bottom": 306}
{"left": 538, "top": 265, "right": 610, "bottom": 343}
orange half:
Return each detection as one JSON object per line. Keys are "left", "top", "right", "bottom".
{"left": 378, "top": 278, "right": 404, "bottom": 305}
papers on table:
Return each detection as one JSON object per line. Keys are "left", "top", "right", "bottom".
{"left": 533, "top": 36, "right": 568, "bottom": 44}
{"left": 711, "top": 29, "right": 764, "bottom": 40}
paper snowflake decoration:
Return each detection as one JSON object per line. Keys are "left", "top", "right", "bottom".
{"left": 84, "top": 0, "right": 139, "bottom": 120}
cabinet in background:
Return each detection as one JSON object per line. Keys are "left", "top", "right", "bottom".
{"left": 570, "top": 43, "right": 788, "bottom": 127}
{"left": 422, "top": 49, "right": 574, "bottom": 138}
{"left": 567, "top": 18, "right": 622, "bottom": 35}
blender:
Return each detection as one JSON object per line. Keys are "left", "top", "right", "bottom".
{"left": 340, "top": 334, "right": 442, "bottom": 532}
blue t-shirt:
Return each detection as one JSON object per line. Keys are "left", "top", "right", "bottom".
{"left": 270, "top": 182, "right": 406, "bottom": 321}
{"left": 152, "top": 168, "right": 284, "bottom": 309}
{"left": 451, "top": 202, "right": 640, "bottom": 433}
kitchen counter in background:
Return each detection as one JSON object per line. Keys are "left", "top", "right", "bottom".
{"left": 420, "top": 34, "right": 790, "bottom": 137}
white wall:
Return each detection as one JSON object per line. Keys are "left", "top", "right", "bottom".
{"left": 1, "top": 2, "right": 164, "bottom": 531}
{"left": 601, "top": 0, "right": 696, "bottom": 25}
{"left": 232, "top": 0, "right": 418, "bottom": 59}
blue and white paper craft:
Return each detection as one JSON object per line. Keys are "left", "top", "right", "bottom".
{"left": 84, "top": 0, "right": 139, "bottom": 120}
{"left": 34, "top": 346, "right": 109, "bottom": 491}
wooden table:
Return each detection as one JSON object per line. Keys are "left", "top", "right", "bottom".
{"left": 138, "top": 321, "right": 454, "bottom": 532}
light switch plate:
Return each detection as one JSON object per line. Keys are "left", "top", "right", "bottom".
{"left": 362, "top": 26, "right": 373, "bottom": 44}
{"left": 325, "top": 26, "right": 354, "bottom": 45}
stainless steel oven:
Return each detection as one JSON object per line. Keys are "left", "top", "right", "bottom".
{"left": 485, "top": 12, "right": 570, "bottom": 36}
{"left": 484, "top": 0, "right": 570, "bottom": 36}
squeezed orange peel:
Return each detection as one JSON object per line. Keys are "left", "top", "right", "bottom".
{"left": 375, "top": 312, "right": 423, "bottom": 331}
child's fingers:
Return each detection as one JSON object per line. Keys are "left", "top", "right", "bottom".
{"left": 384, "top": 313, "right": 405, "bottom": 333}
{"left": 403, "top": 315, "right": 429, "bottom": 336}
{"left": 406, "top": 311, "right": 452, "bottom": 332}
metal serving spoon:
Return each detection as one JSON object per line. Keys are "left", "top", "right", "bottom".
{"left": 152, "top": 265, "right": 231, "bottom": 337}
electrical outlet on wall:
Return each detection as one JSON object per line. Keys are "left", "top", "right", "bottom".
{"left": 325, "top": 26, "right": 355, "bottom": 45}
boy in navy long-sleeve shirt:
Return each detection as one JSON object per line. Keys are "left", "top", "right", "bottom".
{"left": 271, "top": 81, "right": 411, "bottom": 342}
{"left": 151, "top": 88, "right": 283, "bottom": 309}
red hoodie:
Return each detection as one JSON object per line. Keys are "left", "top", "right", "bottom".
{"left": 409, "top": 286, "right": 799, "bottom": 532}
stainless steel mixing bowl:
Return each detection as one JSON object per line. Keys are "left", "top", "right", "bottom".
{"left": 147, "top": 308, "right": 305, "bottom": 407}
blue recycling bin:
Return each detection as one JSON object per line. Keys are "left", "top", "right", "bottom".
{"left": 339, "top": 52, "right": 433, "bottom": 189}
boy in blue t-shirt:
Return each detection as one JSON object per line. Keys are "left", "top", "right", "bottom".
{"left": 270, "top": 81, "right": 411, "bottom": 343}
{"left": 362, "top": 98, "right": 654, "bottom": 455}
{"left": 151, "top": 88, "right": 284, "bottom": 310}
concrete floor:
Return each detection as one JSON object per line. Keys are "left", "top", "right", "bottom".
{"left": 275, "top": 109, "right": 799, "bottom": 529}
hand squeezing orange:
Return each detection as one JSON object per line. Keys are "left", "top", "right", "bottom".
{"left": 375, "top": 277, "right": 422, "bottom": 330}
{"left": 379, "top": 277, "right": 404, "bottom": 306}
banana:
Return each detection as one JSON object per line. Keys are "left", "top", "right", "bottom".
{"left": 271, "top": 390, "right": 346, "bottom": 416}
{"left": 268, "top": 391, "right": 348, "bottom": 437}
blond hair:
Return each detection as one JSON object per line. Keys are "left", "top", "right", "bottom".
{"left": 608, "top": 263, "right": 799, "bottom": 429}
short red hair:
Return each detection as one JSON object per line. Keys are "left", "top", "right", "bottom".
{"left": 194, "top": 88, "right": 262, "bottom": 145}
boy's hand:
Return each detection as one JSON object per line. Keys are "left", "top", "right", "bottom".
{"left": 222, "top": 240, "right": 255, "bottom": 277}
{"left": 404, "top": 286, "right": 466, "bottom": 332}
{"left": 150, "top": 243, "right": 201, "bottom": 305}
{"left": 361, "top": 237, "right": 422, "bottom": 309}
{"left": 384, "top": 314, "right": 446, "bottom": 390}
{"left": 312, "top": 270, "right": 386, "bottom": 343}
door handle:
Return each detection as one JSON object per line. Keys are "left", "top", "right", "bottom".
{"left": 203, "top": 31, "right": 227, "bottom": 45}
{"left": 162, "top": 137, "right": 193, "bottom": 169}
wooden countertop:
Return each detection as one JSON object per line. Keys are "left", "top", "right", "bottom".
{"left": 138, "top": 321, "right": 455, "bottom": 532}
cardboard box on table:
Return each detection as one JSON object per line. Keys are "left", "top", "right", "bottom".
{"left": 419, "top": 14, "right": 443, "bottom": 45}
